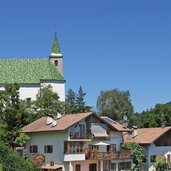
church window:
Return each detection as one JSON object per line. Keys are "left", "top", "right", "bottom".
{"left": 54, "top": 60, "right": 58, "bottom": 66}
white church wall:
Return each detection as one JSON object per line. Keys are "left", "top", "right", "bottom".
{"left": 42, "top": 81, "right": 65, "bottom": 101}
{"left": 0, "top": 81, "right": 65, "bottom": 102}
{"left": 19, "top": 84, "right": 40, "bottom": 100}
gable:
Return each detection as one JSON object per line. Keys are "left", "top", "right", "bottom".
{"left": 0, "top": 58, "right": 64, "bottom": 84}
{"left": 124, "top": 127, "right": 171, "bottom": 144}
{"left": 154, "top": 129, "right": 171, "bottom": 146}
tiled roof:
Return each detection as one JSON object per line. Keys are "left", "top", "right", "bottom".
{"left": 0, "top": 58, "right": 64, "bottom": 84}
{"left": 22, "top": 112, "right": 94, "bottom": 133}
{"left": 100, "top": 116, "right": 131, "bottom": 132}
{"left": 51, "top": 33, "right": 61, "bottom": 54}
{"left": 124, "top": 127, "right": 171, "bottom": 144}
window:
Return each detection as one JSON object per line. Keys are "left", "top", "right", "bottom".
{"left": 150, "top": 155, "right": 156, "bottom": 162}
{"left": 44, "top": 145, "right": 53, "bottom": 153}
{"left": 107, "top": 144, "right": 116, "bottom": 152}
{"left": 118, "top": 162, "right": 131, "bottom": 170}
{"left": 75, "top": 164, "right": 81, "bottom": 171}
{"left": 111, "top": 163, "right": 116, "bottom": 171}
{"left": 89, "top": 163, "right": 96, "bottom": 171}
{"left": 79, "top": 125, "right": 85, "bottom": 138}
{"left": 64, "top": 141, "right": 84, "bottom": 154}
{"left": 103, "top": 161, "right": 110, "bottom": 171}
{"left": 142, "top": 157, "right": 147, "bottom": 163}
{"left": 30, "top": 145, "right": 38, "bottom": 153}
{"left": 54, "top": 60, "right": 58, "bottom": 66}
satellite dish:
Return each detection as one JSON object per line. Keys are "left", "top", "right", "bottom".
{"left": 46, "top": 117, "right": 53, "bottom": 125}
{"left": 57, "top": 112, "right": 62, "bottom": 119}
{"left": 51, "top": 120, "right": 57, "bottom": 127}
{"left": 123, "top": 113, "right": 128, "bottom": 121}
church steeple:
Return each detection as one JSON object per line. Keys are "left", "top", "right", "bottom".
{"left": 51, "top": 32, "right": 62, "bottom": 55}
{"left": 49, "top": 33, "right": 63, "bottom": 76}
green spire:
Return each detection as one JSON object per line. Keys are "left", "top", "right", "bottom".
{"left": 51, "top": 33, "right": 61, "bottom": 54}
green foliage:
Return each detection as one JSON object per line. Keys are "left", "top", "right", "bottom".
{"left": 66, "top": 89, "right": 76, "bottom": 105}
{"left": 122, "top": 142, "right": 143, "bottom": 170}
{"left": 140, "top": 103, "right": 171, "bottom": 128}
{"left": 65, "top": 89, "right": 77, "bottom": 113}
{"left": 154, "top": 155, "right": 168, "bottom": 171}
{"left": 97, "top": 88, "right": 134, "bottom": 121}
{"left": 14, "top": 132, "right": 29, "bottom": 147}
{"left": 76, "top": 86, "right": 86, "bottom": 112}
{"left": 92, "top": 147, "right": 99, "bottom": 153}
{"left": 35, "top": 84, "right": 64, "bottom": 117}
{"left": 130, "top": 113, "right": 142, "bottom": 127}
{"left": 0, "top": 141, "right": 39, "bottom": 170}
{"left": 0, "top": 83, "right": 30, "bottom": 147}
{"left": 65, "top": 86, "right": 92, "bottom": 114}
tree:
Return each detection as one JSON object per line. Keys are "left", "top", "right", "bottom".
{"left": 65, "top": 86, "right": 92, "bottom": 114}
{"left": 154, "top": 155, "right": 168, "bottom": 171}
{"left": 66, "top": 89, "right": 76, "bottom": 105}
{"left": 0, "top": 83, "right": 30, "bottom": 147}
{"left": 0, "top": 141, "right": 39, "bottom": 170}
{"left": 122, "top": 142, "right": 143, "bottom": 170}
{"left": 76, "top": 86, "right": 86, "bottom": 112}
{"left": 65, "top": 89, "right": 77, "bottom": 114}
{"left": 140, "top": 103, "right": 171, "bottom": 128}
{"left": 34, "top": 84, "right": 64, "bottom": 117}
{"left": 96, "top": 88, "right": 134, "bottom": 121}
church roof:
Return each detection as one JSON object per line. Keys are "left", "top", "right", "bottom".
{"left": 51, "top": 33, "right": 61, "bottom": 55}
{"left": 0, "top": 58, "right": 64, "bottom": 84}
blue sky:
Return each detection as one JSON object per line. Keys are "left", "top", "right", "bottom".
{"left": 0, "top": 1, "right": 171, "bottom": 112}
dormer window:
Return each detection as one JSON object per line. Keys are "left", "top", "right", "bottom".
{"left": 54, "top": 60, "right": 58, "bottom": 66}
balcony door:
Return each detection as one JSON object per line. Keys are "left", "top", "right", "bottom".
{"left": 89, "top": 163, "right": 97, "bottom": 171}
{"left": 79, "top": 125, "right": 85, "bottom": 138}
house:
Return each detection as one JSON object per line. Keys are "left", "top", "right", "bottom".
{"left": 0, "top": 33, "right": 65, "bottom": 101}
{"left": 124, "top": 127, "right": 171, "bottom": 171}
{"left": 22, "top": 112, "right": 132, "bottom": 171}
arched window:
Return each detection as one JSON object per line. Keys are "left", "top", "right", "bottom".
{"left": 54, "top": 60, "right": 58, "bottom": 66}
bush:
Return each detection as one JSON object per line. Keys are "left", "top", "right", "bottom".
{"left": 0, "top": 141, "right": 39, "bottom": 170}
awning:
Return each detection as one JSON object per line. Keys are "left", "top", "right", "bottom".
{"left": 94, "top": 142, "right": 109, "bottom": 146}
{"left": 91, "top": 124, "right": 109, "bottom": 137}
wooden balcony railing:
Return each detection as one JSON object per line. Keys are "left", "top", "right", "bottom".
{"left": 88, "top": 150, "right": 132, "bottom": 160}
{"left": 70, "top": 132, "right": 92, "bottom": 139}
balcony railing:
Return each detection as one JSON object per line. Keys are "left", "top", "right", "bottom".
{"left": 69, "top": 132, "right": 92, "bottom": 139}
{"left": 88, "top": 150, "right": 132, "bottom": 160}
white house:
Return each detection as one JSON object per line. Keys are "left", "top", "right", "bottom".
{"left": 22, "top": 112, "right": 132, "bottom": 171}
{"left": 0, "top": 33, "right": 65, "bottom": 101}
{"left": 124, "top": 127, "right": 171, "bottom": 171}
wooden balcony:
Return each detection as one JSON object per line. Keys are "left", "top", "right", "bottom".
{"left": 69, "top": 132, "right": 92, "bottom": 139}
{"left": 88, "top": 150, "right": 132, "bottom": 160}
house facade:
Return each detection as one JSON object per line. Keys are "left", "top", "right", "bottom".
{"left": 0, "top": 33, "right": 65, "bottom": 101}
{"left": 124, "top": 127, "right": 171, "bottom": 171}
{"left": 22, "top": 112, "right": 132, "bottom": 171}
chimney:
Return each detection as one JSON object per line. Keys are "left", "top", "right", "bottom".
{"left": 131, "top": 126, "right": 138, "bottom": 138}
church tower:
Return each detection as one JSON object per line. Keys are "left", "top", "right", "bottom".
{"left": 49, "top": 33, "right": 63, "bottom": 76}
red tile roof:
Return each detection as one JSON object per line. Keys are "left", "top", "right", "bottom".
{"left": 22, "top": 112, "right": 93, "bottom": 133}
{"left": 124, "top": 127, "right": 171, "bottom": 144}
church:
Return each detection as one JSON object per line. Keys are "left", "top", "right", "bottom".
{"left": 0, "top": 34, "right": 65, "bottom": 101}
